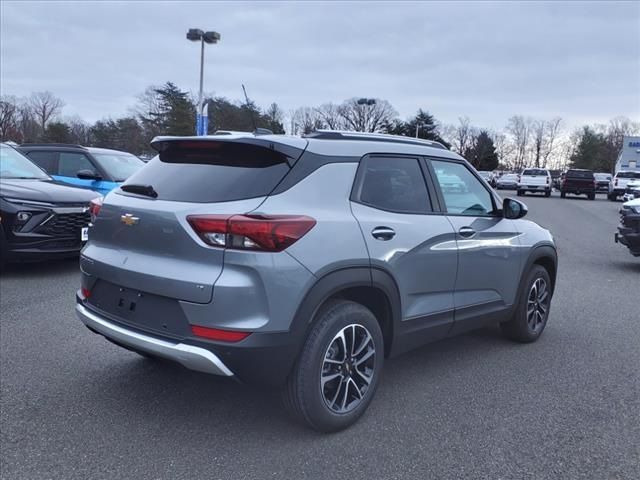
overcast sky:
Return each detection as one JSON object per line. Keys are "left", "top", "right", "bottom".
{"left": 2, "top": 1, "right": 639, "bottom": 130}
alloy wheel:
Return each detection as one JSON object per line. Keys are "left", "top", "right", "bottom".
{"left": 527, "top": 278, "right": 549, "bottom": 332}
{"left": 321, "top": 324, "right": 376, "bottom": 414}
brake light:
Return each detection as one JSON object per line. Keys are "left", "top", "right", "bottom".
{"left": 187, "top": 214, "right": 316, "bottom": 252}
{"left": 615, "top": 178, "right": 618, "bottom": 186}
{"left": 81, "top": 287, "right": 91, "bottom": 299}
{"left": 191, "top": 325, "right": 251, "bottom": 342}
{"left": 517, "top": 175, "right": 521, "bottom": 183}
{"left": 546, "top": 176, "right": 549, "bottom": 184}
{"left": 89, "top": 197, "right": 103, "bottom": 223}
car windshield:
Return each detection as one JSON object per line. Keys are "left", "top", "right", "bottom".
{"left": 617, "top": 171, "right": 640, "bottom": 179}
{"left": 91, "top": 152, "right": 144, "bottom": 182}
{"left": 0, "top": 145, "right": 51, "bottom": 180}
{"left": 501, "top": 174, "right": 518, "bottom": 181}
{"left": 594, "top": 173, "right": 611, "bottom": 180}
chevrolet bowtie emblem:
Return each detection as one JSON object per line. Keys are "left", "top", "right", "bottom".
{"left": 120, "top": 213, "right": 140, "bottom": 226}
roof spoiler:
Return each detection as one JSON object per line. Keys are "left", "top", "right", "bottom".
{"left": 149, "top": 135, "right": 308, "bottom": 167}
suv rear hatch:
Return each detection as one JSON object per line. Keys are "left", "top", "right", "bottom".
{"left": 82, "top": 136, "right": 307, "bottom": 312}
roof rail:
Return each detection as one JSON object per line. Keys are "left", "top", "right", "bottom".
{"left": 20, "top": 143, "right": 86, "bottom": 149}
{"left": 304, "top": 130, "right": 447, "bottom": 150}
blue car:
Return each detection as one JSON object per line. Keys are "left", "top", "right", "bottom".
{"left": 18, "top": 144, "right": 144, "bottom": 196}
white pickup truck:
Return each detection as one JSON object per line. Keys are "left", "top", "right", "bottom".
{"left": 609, "top": 170, "right": 640, "bottom": 201}
{"left": 517, "top": 168, "right": 552, "bottom": 197}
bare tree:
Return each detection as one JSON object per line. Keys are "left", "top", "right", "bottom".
{"left": 291, "top": 107, "right": 323, "bottom": 135}
{"left": 506, "top": 115, "right": 533, "bottom": 170}
{"left": 444, "top": 117, "right": 476, "bottom": 157}
{"left": 531, "top": 120, "right": 545, "bottom": 168}
{"left": 315, "top": 103, "right": 343, "bottom": 130}
{"left": 0, "top": 96, "right": 19, "bottom": 141}
{"left": 541, "top": 117, "right": 563, "bottom": 168}
{"left": 488, "top": 130, "right": 512, "bottom": 168}
{"left": 29, "top": 91, "right": 64, "bottom": 133}
{"left": 338, "top": 98, "right": 397, "bottom": 133}
{"left": 66, "top": 115, "right": 91, "bottom": 145}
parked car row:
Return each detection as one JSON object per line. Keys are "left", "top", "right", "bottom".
{"left": 1, "top": 142, "right": 143, "bottom": 267}
{"left": 484, "top": 167, "right": 640, "bottom": 203}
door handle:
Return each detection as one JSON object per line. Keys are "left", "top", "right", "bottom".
{"left": 371, "top": 226, "right": 395, "bottom": 241}
{"left": 458, "top": 226, "right": 476, "bottom": 238}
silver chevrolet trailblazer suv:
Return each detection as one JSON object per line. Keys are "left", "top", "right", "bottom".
{"left": 76, "top": 131, "right": 558, "bottom": 432}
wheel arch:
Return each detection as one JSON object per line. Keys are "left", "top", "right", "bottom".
{"left": 289, "top": 266, "right": 401, "bottom": 359}
{"left": 522, "top": 244, "right": 558, "bottom": 295}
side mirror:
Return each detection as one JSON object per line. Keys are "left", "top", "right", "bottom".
{"left": 503, "top": 197, "right": 528, "bottom": 219}
{"left": 77, "top": 169, "right": 102, "bottom": 181}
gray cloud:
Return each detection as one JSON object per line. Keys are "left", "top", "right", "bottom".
{"left": 1, "top": 0, "right": 639, "bottom": 129}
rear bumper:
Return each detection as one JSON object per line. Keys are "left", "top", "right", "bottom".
{"left": 518, "top": 185, "right": 550, "bottom": 192}
{"left": 76, "top": 303, "right": 234, "bottom": 376}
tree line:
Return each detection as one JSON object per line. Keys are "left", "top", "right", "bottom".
{"left": 1, "top": 83, "right": 638, "bottom": 172}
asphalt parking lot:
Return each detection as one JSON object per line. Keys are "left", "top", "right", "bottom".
{"left": 1, "top": 192, "right": 639, "bottom": 480}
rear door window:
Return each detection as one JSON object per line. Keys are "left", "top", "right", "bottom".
{"left": 354, "top": 156, "right": 432, "bottom": 213}
{"left": 121, "top": 142, "right": 291, "bottom": 203}
{"left": 24, "top": 150, "right": 58, "bottom": 174}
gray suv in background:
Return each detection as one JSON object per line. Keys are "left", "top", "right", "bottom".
{"left": 76, "top": 131, "right": 558, "bottom": 432}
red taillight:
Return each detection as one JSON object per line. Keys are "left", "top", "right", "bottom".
{"left": 546, "top": 176, "right": 550, "bottom": 184}
{"left": 89, "top": 197, "right": 103, "bottom": 223}
{"left": 187, "top": 214, "right": 316, "bottom": 252}
{"left": 81, "top": 287, "right": 91, "bottom": 299}
{"left": 615, "top": 178, "right": 618, "bottom": 186}
{"left": 191, "top": 325, "right": 251, "bottom": 342}
{"left": 517, "top": 175, "right": 521, "bottom": 183}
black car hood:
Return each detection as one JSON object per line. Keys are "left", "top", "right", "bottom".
{"left": 0, "top": 179, "right": 98, "bottom": 204}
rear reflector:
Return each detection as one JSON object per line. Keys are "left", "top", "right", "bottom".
{"left": 81, "top": 287, "right": 91, "bottom": 299}
{"left": 191, "top": 325, "right": 251, "bottom": 342}
{"left": 187, "top": 214, "right": 316, "bottom": 252}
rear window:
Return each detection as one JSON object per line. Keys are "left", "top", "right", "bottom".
{"left": 617, "top": 171, "right": 640, "bottom": 179}
{"left": 120, "top": 141, "right": 291, "bottom": 203}
{"left": 566, "top": 170, "right": 594, "bottom": 179}
{"left": 522, "top": 169, "right": 548, "bottom": 176}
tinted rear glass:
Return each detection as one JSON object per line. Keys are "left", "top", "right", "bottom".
{"left": 523, "top": 169, "right": 548, "bottom": 176}
{"left": 566, "top": 170, "right": 594, "bottom": 179}
{"left": 617, "top": 171, "right": 640, "bottom": 179}
{"left": 120, "top": 142, "right": 290, "bottom": 203}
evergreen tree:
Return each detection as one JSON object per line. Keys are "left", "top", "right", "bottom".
{"left": 385, "top": 109, "right": 450, "bottom": 148}
{"left": 469, "top": 131, "right": 499, "bottom": 170}
{"left": 43, "top": 121, "right": 72, "bottom": 143}
{"left": 570, "top": 127, "right": 608, "bottom": 171}
{"left": 139, "top": 82, "right": 195, "bottom": 137}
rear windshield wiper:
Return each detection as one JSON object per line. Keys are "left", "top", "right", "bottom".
{"left": 120, "top": 184, "right": 158, "bottom": 198}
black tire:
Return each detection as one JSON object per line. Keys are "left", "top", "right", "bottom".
{"left": 517, "top": 190, "right": 523, "bottom": 197}
{"left": 608, "top": 194, "right": 617, "bottom": 201}
{"left": 283, "top": 299, "right": 384, "bottom": 432}
{"left": 588, "top": 193, "right": 595, "bottom": 200}
{"left": 501, "top": 265, "right": 552, "bottom": 343}
{"left": 545, "top": 190, "right": 551, "bottom": 197}
{"left": 560, "top": 191, "right": 566, "bottom": 198}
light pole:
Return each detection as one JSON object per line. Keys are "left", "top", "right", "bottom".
{"left": 186, "top": 28, "right": 221, "bottom": 135}
{"left": 415, "top": 122, "right": 424, "bottom": 138}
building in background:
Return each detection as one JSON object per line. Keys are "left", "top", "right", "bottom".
{"left": 616, "top": 136, "right": 640, "bottom": 172}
